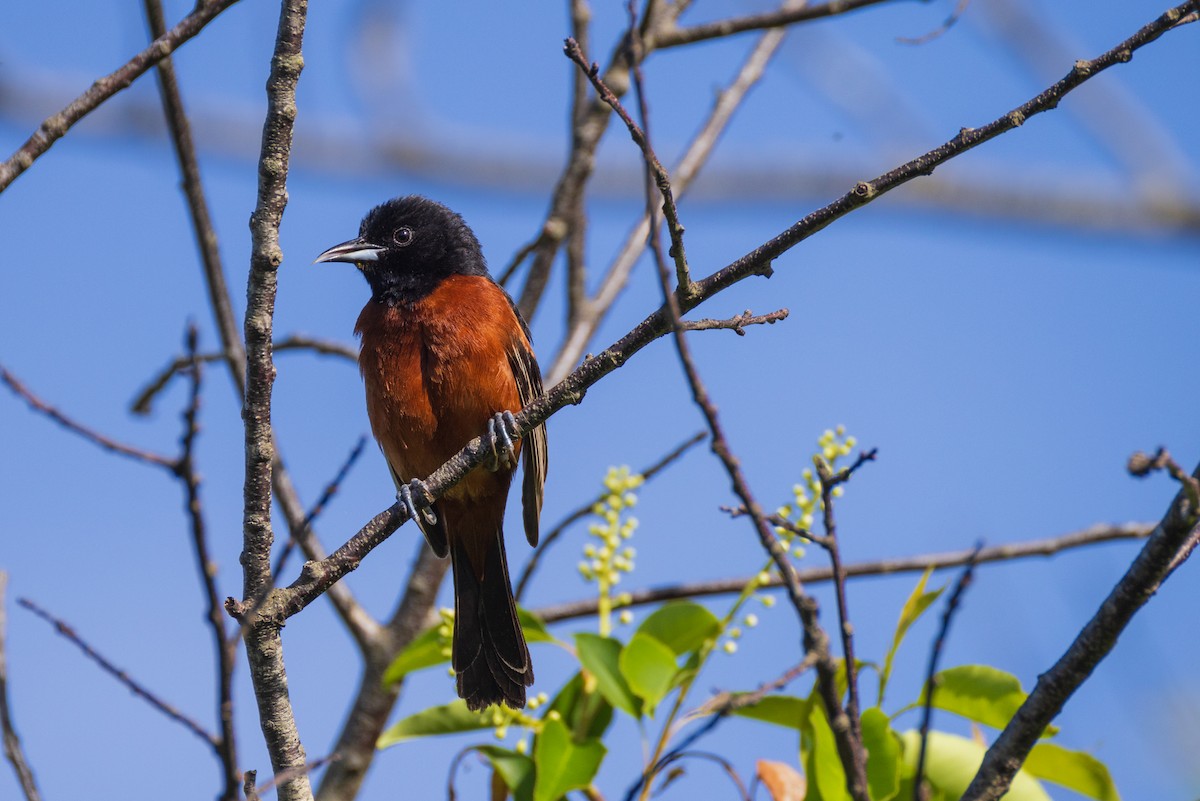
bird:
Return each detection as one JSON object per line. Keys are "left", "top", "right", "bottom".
{"left": 315, "top": 195, "right": 547, "bottom": 711}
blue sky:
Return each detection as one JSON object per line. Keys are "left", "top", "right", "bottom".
{"left": 2, "top": 1, "right": 1199, "bottom": 799}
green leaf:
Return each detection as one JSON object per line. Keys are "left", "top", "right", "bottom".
{"left": 533, "top": 717, "right": 606, "bottom": 801}
{"left": 575, "top": 633, "right": 642, "bottom": 718}
{"left": 731, "top": 695, "right": 808, "bottom": 730}
{"left": 377, "top": 700, "right": 490, "bottom": 748}
{"left": 636, "top": 601, "right": 720, "bottom": 656}
{"left": 546, "top": 672, "right": 614, "bottom": 742}
{"left": 802, "top": 698, "right": 850, "bottom": 801}
{"left": 861, "top": 707, "right": 900, "bottom": 801}
{"left": 619, "top": 633, "right": 678, "bottom": 712}
{"left": 382, "top": 625, "right": 446, "bottom": 685}
{"left": 1024, "top": 742, "right": 1121, "bottom": 801}
{"left": 518, "top": 607, "right": 558, "bottom": 645}
{"left": 896, "top": 730, "right": 1051, "bottom": 801}
{"left": 478, "top": 746, "right": 535, "bottom": 801}
{"left": 384, "top": 607, "right": 556, "bottom": 686}
{"left": 910, "top": 665, "right": 1057, "bottom": 736}
{"left": 879, "top": 568, "right": 945, "bottom": 703}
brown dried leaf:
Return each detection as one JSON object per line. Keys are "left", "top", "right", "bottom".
{"left": 757, "top": 759, "right": 806, "bottom": 801}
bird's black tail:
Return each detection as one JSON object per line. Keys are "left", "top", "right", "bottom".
{"left": 450, "top": 526, "right": 533, "bottom": 711}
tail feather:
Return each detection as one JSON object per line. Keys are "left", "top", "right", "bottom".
{"left": 451, "top": 528, "right": 533, "bottom": 711}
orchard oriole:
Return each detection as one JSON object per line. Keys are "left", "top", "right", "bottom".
{"left": 315, "top": 196, "right": 547, "bottom": 710}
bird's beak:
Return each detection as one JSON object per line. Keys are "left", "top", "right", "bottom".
{"left": 313, "top": 238, "right": 384, "bottom": 265}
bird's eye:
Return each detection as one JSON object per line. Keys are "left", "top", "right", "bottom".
{"left": 393, "top": 226, "right": 414, "bottom": 247}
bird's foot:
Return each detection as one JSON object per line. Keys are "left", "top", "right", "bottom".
{"left": 397, "top": 479, "right": 438, "bottom": 526}
{"left": 483, "top": 410, "right": 519, "bottom": 472}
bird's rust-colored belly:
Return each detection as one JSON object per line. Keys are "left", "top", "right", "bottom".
{"left": 355, "top": 275, "right": 524, "bottom": 502}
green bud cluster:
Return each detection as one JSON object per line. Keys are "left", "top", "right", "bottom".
{"left": 579, "top": 466, "right": 644, "bottom": 636}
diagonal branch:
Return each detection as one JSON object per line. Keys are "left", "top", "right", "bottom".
{"left": 962, "top": 457, "right": 1200, "bottom": 800}
{"left": 0, "top": 365, "right": 177, "bottom": 470}
{"left": 19, "top": 597, "right": 220, "bottom": 750}
{"left": 0, "top": 0, "right": 242, "bottom": 193}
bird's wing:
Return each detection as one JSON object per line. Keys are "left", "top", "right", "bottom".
{"left": 505, "top": 306, "right": 547, "bottom": 548}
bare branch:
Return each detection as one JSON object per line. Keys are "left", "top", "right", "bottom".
{"left": 18, "top": 597, "right": 219, "bottom": 750}
{"left": 133, "top": 336, "right": 356, "bottom": 416}
{"left": 962, "top": 463, "right": 1200, "bottom": 799}
{"left": 1, "top": 365, "right": 177, "bottom": 470}
{"left": 168, "top": 322, "right": 241, "bottom": 801}
{"left": 1, "top": 573, "right": 42, "bottom": 801}
{"left": 515, "top": 431, "right": 706, "bottom": 601}
{"left": 0, "top": 0, "right": 241, "bottom": 193}
{"left": 535, "top": 522, "right": 1154, "bottom": 622}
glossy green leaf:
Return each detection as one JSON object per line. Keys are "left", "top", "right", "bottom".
{"left": 533, "top": 717, "right": 606, "bottom": 801}
{"left": 619, "top": 633, "right": 678, "bottom": 711}
{"left": 730, "top": 695, "right": 808, "bottom": 730}
{"left": 897, "top": 730, "right": 1050, "bottom": 801}
{"left": 575, "top": 633, "right": 642, "bottom": 718}
{"left": 879, "top": 568, "right": 944, "bottom": 703}
{"left": 635, "top": 601, "right": 720, "bottom": 655}
{"left": 381, "top": 625, "right": 446, "bottom": 685}
{"left": 1024, "top": 742, "right": 1120, "bottom": 801}
{"left": 546, "top": 671, "right": 614, "bottom": 742}
{"left": 861, "top": 707, "right": 900, "bottom": 801}
{"left": 802, "top": 697, "right": 850, "bottom": 801}
{"left": 518, "top": 607, "right": 557, "bottom": 645}
{"left": 377, "top": 700, "right": 490, "bottom": 748}
{"left": 479, "top": 746, "right": 535, "bottom": 801}
{"left": 911, "top": 665, "right": 1057, "bottom": 736}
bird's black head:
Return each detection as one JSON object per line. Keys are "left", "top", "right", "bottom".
{"left": 314, "top": 195, "right": 489, "bottom": 305}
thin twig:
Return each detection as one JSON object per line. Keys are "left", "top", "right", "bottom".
{"left": 0, "top": 0, "right": 242, "bottom": 193}
{"left": 914, "top": 544, "right": 981, "bottom": 801}
{"left": 170, "top": 323, "right": 240, "bottom": 801}
{"left": 565, "top": 37, "right": 693, "bottom": 295}
{"left": 814, "top": 453, "right": 873, "bottom": 753}
{"left": 655, "top": 0, "right": 904, "bottom": 48}
{"left": 272, "top": 436, "right": 370, "bottom": 582}
{"left": 0, "top": 573, "right": 42, "bottom": 801}
{"left": 629, "top": 751, "right": 751, "bottom": 801}
{"left": 132, "top": 334, "right": 357, "bottom": 416}
{"left": 535, "top": 522, "right": 1154, "bottom": 622}
{"left": 897, "top": 0, "right": 972, "bottom": 45}
{"left": 681, "top": 309, "right": 789, "bottom": 336}
{"left": 0, "top": 365, "right": 177, "bottom": 470}
{"left": 18, "top": 597, "right": 220, "bottom": 750}
{"left": 514, "top": 431, "right": 706, "bottom": 601}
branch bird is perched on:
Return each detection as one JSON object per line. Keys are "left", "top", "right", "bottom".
{"left": 315, "top": 196, "right": 548, "bottom": 710}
